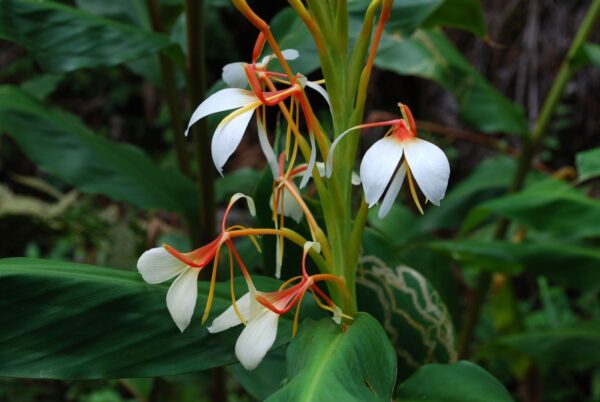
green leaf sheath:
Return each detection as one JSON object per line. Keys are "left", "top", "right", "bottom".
{"left": 0, "top": 0, "right": 174, "bottom": 72}
{"left": 0, "top": 86, "right": 199, "bottom": 220}
{"left": 266, "top": 313, "right": 396, "bottom": 402}
{"left": 0, "top": 258, "right": 289, "bottom": 379}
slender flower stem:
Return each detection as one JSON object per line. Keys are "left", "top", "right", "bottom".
{"left": 457, "top": 0, "right": 600, "bottom": 358}
{"left": 185, "top": 0, "right": 215, "bottom": 246}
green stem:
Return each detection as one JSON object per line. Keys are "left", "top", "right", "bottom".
{"left": 457, "top": 0, "right": 600, "bottom": 358}
{"left": 185, "top": 0, "right": 215, "bottom": 246}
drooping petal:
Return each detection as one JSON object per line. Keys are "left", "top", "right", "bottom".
{"left": 229, "top": 193, "right": 256, "bottom": 217}
{"left": 378, "top": 164, "right": 406, "bottom": 219}
{"left": 299, "top": 131, "right": 317, "bottom": 189}
{"left": 235, "top": 309, "right": 279, "bottom": 370}
{"left": 270, "top": 187, "right": 304, "bottom": 223}
{"left": 166, "top": 267, "right": 201, "bottom": 332}
{"left": 137, "top": 247, "right": 187, "bottom": 284}
{"left": 222, "top": 62, "right": 248, "bottom": 88}
{"left": 207, "top": 292, "right": 253, "bottom": 333}
{"left": 360, "top": 137, "right": 404, "bottom": 207}
{"left": 185, "top": 88, "right": 257, "bottom": 136}
{"left": 257, "top": 117, "right": 279, "bottom": 178}
{"left": 403, "top": 138, "right": 450, "bottom": 205}
{"left": 211, "top": 108, "right": 257, "bottom": 174}
{"left": 325, "top": 126, "right": 362, "bottom": 178}
{"left": 305, "top": 80, "right": 331, "bottom": 109}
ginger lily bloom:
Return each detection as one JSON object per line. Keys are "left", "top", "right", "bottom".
{"left": 326, "top": 104, "right": 450, "bottom": 218}
{"left": 208, "top": 242, "right": 349, "bottom": 370}
{"left": 137, "top": 193, "right": 256, "bottom": 332}
{"left": 222, "top": 49, "right": 300, "bottom": 89}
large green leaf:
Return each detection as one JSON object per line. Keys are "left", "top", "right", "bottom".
{"left": 0, "top": 258, "right": 289, "bottom": 379}
{"left": 0, "top": 86, "right": 199, "bottom": 219}
{"left": 491, "top": 321, "right": 600, "bottom": 370}
{"left": 396, "top": 361, "right": 514, "bottom": 402}
{"left": 576, "top": 147, "right": 600, "bottom": 181}
{"left": 0, "top": 0, "right": 179, "bottom": 72}
{"left": 426, "top": 239, "right": 600, "bottom": 290}
{"left": 356, "top": 256, "right": 457, "bottom": 379}
{"left": 423, "top": 0, "right": 487, "bottom": 37}
{"left": 266, "top": 313, "right": 396, "bottom": 402}
{"left": 376, "top": 29, "right": 528, "bottom": 135}
{"left": 469, "top": 178, "right": 600, "bottom": 239}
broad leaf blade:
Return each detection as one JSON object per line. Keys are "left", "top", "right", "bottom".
{"left": 0, "top": 258, "right": 288, "bottom": 379}
{"left": 0, "top": 0, "right": 175, "bottom": 72}
{"left": 576, "top": 147, "right": 600, "bottom": 181}
{"left": 0, "top": 86, "right": 199, "bottom": 219}
{"left": 266, "top": 313, "right": 396, "bottom": 402}
{"left": 396, "top": 361, "right": 514, "bottom": 402}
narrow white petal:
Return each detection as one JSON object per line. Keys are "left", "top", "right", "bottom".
{"left": 305, "top": 81, "right": 331, "bottom": 110}
{"left": 360, "top": 137, "right": 404, "bottom": 207}
{"left": 211, "top": 108, "right": 256, "bottom": 174}
{"left": 378, "top": 164, "right": 406, "bottom": 219}
{"left": 137, "top": 247, "right": 186, "bottom": 284}
{"left": 257, "top": 118, "right": 279, "bottom": 178}
{"left": 185, "top": 88, "right": 257, "bottom": 136}
{"left": 235, "top": 310, "right": 279, "bottom": 370}
{"left": 222, "top": 62, "right": 248, "bottom": 88}
{"left": 281, "top": 49, "right": 300, "bottom": 60}
{"left": 166, "top": 267, "right": 200, "bottom": 332}
{"left": 207, "top": 293, "right": 253, "bottom": 333}
{"left": 351, "top": 172, "right": 361, "bottom": 186}
{"left": 299, "top": 131, "right": 317, "bottom": 189}
{"left": 303, "top": 241, "right": 321, "bottom": 254}
{"left": 275, "top": 238, "right": 283, "bottom": 279}
{"left": 270, "top": 188, "right": 304, "bottom": 224}
{"left": 229, "top": 193, "right": 256, "bottom": 217}
{"left": 325, "top": 126, "right": 362, "bottom": 178}
{"left": 403, "top": 138, "right": 450, "bottom": 205}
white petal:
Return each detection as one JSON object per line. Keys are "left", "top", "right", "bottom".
{"left": 166, "top": 267, "right": 200, "bottom": 332}
{"left": 211, "top": 108, "right": 256, "bottom": 174}
{"left": 257, "top": 118, "right": 279, "bottom": 178}
{"left": 185, "top": 88, "right": 257, "bottom": 136}
{"left": 378, "top": 164, "right": 406, "bottom": 219}
{"left": 325, "top": 126, "right": 361, "bottom": 178}
{"left": 235, "top": 310, "right": 279, "bottom": 370}
{"left": 281, "top": 49, "right": 300, "bottom": 60}
{"left": 207, "top": 292, "right": 253, "bottom": 333}
{"left": 222, "top": 62, "right": 248, "bottom": 89}
{"left": 351, "top": 172, "right": 361, "bottom": 186}
{"left": 360, "top": 137, "right": 404, "bottom": 207}
{"left": 299, "top": 131, "right": 317, "bottom": 189}
{"left": 137, "top": 247, "right": 187, "bottom": 284}
{"left": 229, "top": 193, "right": 256, "bottom": 217}
{"left": 403, "top": 138, "right": 450, "bottom": 205}
{"left": 275, "top": 237, "right": 283, "bottom": 279}
{"left": 305, "top": 80, "right": 331, "bottom": 110}
{"left": 279, "top": 187, "right": 303, "bottom": 223}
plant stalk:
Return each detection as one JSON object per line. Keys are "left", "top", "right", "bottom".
{"left": 457, "top": 0, "right": 600, "bottom": 358}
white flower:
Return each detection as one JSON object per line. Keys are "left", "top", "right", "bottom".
{"left": 208, "top": 292, "right": 279, "bottom": 371}
{"left": 222, "top": 49, "right": 300, "bottom": 89}
{"left": 137, "top": 247, "right": 202, "bottom": 332}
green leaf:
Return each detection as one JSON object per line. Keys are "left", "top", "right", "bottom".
{"left": 375, "top": 29, "right": 528, "bottom": 135}
{"left": 396, "top": 361, "right": 514, "bottom": 402}
{"left": 0, "top": 86, "right": 199, "bottom": 218}
{"left": 473, "top": 178, "right": 600, "bottom": 239}
{"left": 573, "top": 42, "right": 600, "bottom": 69}
{"left": 229, "top": 346, "right": 287, "bottom": 401}
{"left": 356, "top": 257, "right": 457, "bottom": 379}
{"left": 266, "top": 313, "right": 396, "bottom": 402}
{"left": 0, "top": 0, "right": 176, "bottom": 72}
{"left": 576, "top": 147, "right": 600, "bottom": 181}
{"left": 215, "top": 168, "right": 262, "bottom": 203}
{"left": 492, "top": 321, "right": 600, "bottom": 370}
{"left": 423, "top": 0, "right": 487, "bottom": 37}
{"left": 0, "top": 258, "right": 290, "bottom": 379}
{"left": 426, "top": 239, "right": 600, "bottom": 290}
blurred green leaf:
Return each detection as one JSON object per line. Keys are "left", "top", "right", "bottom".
{"left": 492, "top": 321, "right": 600, "bottom": 370}
{"left": 215, "top": 168, "right": 262, "bottom": 203}
{"left": 0, "top": 86, "right": 199, "bottom": 219}
{"left": 0, "top": 0, "right": 177, "bottom": 72}
{"left": 427, "top": 239, "right": 600, "bottom": 290}
{"left": 470, "top": 179, "right": 600, "bottom": 239}
{"left": 357, "top": 257, "right": 457, "bottom": 379}
{"left": 0, "top": 258, "right": 290, "bottom": 379}
{"left": 423, "top": 0, "right": 487, "bottom": 37}
{"left": 19, "top": 74, "right": 65, "bottom": 100}
{"left": 266, "top": 313, "right": 396, "bottom": 402}
{"left": 396, "top": 361, "right": 514, "bottom": 402}
{"left": 573, "top": 42, "right": 600, "bottom": 69}
{"left": 576, "top": 147, "right": 600, "bottom": 181}
{"left": 376, "top": 29, "right": 528, "bottom": 135}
